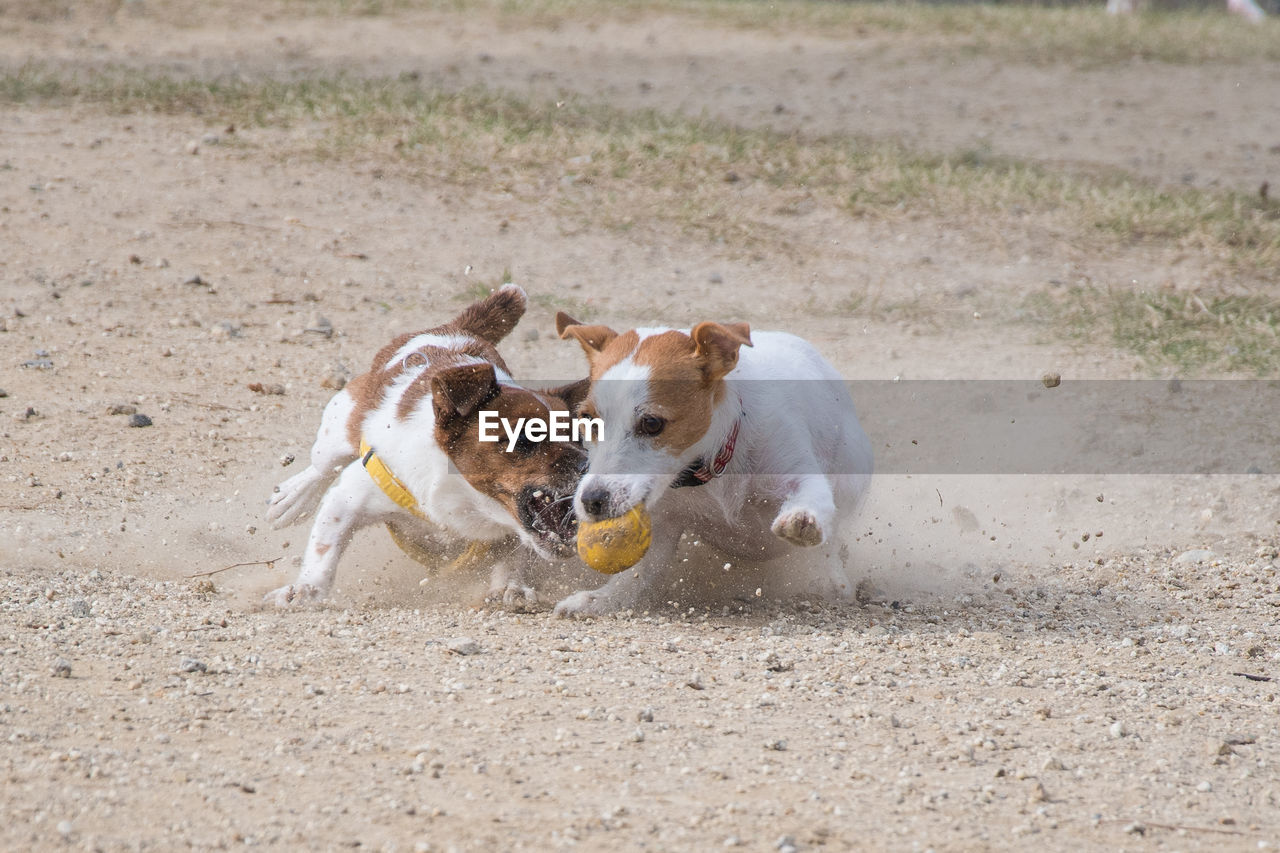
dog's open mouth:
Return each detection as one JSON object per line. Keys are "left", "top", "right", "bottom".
{"left": 520, "top": 487, "right": 578, "bottom": 549}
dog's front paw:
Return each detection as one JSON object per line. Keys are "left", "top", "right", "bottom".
{"left": 771, "top": 508, "right": 825, "bottom": 547}
{"left": 263, "top": 583, "right": 323, "bottom": 608}
{"left": 553, "top": 588, "right": 616, "bottom": 619}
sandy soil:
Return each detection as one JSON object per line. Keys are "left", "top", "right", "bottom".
{"left": 1, "top": 4, "right": 1278, "bottom": 851}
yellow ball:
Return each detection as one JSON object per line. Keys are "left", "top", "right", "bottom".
{"left": 576, "top": 505, "right": 653, "bottom": 574}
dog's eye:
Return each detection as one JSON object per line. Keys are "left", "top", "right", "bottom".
{"left": 636, "top": 414, "right": 666, "bottom": 437}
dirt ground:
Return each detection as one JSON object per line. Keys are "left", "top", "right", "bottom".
{"left": 1, "top": 3, "right": 1279, "bottom": 851}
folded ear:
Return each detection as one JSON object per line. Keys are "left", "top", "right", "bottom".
{"left": 542, "top": 377, "right": 592, "bottom": 413}
{"left": 691, "top": 321, "right": 752, "bottom": 383}
{"left": 431, "top": 362, "right": 499, "bottom": 428}
{"left": 556, "top": 311, "right": 619, "bottom": 361}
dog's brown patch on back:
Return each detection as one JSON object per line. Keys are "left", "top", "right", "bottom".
{"left": 344, "top": 327, "right": 512, "bottom": 446}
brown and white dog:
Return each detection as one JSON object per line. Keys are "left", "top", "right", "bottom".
{"left": 553, "top": 313, "right": 873, "bottom": 617}
{"left": 264, "top": 285, "right": 585, "bottom": 607}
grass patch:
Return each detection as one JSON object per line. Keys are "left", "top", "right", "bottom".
{"left": 1022, "top": 286, "right": 1280, "bottom": 375}
{"left": 3, "top": 63, "right": 1277, "bottom": 275}
{"left": 282, "top": 0, "right": 1280, "bottom": 65}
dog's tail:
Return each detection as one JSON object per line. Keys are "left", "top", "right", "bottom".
{"left": 451, "top": 283, "right": 527, "bottom": 345}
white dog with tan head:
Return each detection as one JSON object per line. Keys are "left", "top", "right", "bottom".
{"left": 554, "top": 312, "right": 873, "bottom": 618}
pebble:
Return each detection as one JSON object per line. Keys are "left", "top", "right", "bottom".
{"left": 321, "top": 366, "right": 349, "bottom": 390}
{"left": 447, "top": 637, "right": 480, "bottom": 656}
{"left": 637, "top": 707, "right": 654, "bottom": 723}
{"left": 1175, "top": 549, "right": 1216, "bottom": 564}
{"left": 1041, "top": 371, "right": 1061, "bottom": 388}
{"left": 1109, "top": 721, "right": 1127, "bottom": 738}
{"left": 179, "top": 658, "right": 207, "bottom": 674}
{"left": 1196, "top": 780, "right": 1213, "bottom": 793}
{"left": 304, "top": 313, "right": 333, "bottom": 338}
{"left": 775, "top": 835, "right": 798, "bottom": 853}
{"left": 69, "top": 599, "right": 91, "bottom": 618}
{"left": 128, "top": 414, "right": 153, "bottom": 428}
{"left": 56, "top": 820, "right": 72, "bottom": 838}
{"left": 51, "top": 659, "right": 72, "bottom": 678}
{"left": 107, "top": 403, "right": 137, "bottom": 415}
{"left": 686, "top": 672, "right": 705, "bottom": 690}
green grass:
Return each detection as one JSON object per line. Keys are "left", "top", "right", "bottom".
{"left": 1022, "top": 286, "right": 1280, "bottom": 375}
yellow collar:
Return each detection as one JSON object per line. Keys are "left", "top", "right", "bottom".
{"left": 360, "top": 439, "right": 426, "bottom": 520}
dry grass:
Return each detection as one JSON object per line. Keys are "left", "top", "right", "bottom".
{"left": 4, "top": 62, "right": 1278, "bottom": 372}
{"left": 278, "top": 0, "right": 1280, "bottom": 65}
{"left": 1021, "top": 286, "right": 1280, "bottom": 375}
{"left": 3, "top": 64, "right": 1277, "bottom": 271}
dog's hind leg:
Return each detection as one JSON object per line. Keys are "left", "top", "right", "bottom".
{"left": 265, "top": 461, "right": 393, "bottom": 606}
{"left": 267, "top": 390, "right": 359, "bottom": 528}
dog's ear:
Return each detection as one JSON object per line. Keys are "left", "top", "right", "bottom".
{"left": 542, "top": 377, "right": 592, "bottom": 413}
{"left": 556, "top": 312, "right": 619, "bottom": 362}
{"left": 691, "top": 321, "right": 752, "bottom": 383}
{"left": 431, "top": 362, "right": 499, "bottom": 428}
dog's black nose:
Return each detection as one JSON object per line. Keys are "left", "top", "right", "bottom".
{"left": 580, "top": 485, "right": 608, "bottom": 518}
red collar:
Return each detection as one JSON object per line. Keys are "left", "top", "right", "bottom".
{"left": 670, "top": 416, "right": 742, "bottom": 489}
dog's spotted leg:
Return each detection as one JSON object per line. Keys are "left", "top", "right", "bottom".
{"left": 770, "top": 474, "right": 836, "bottom": 547}
{"left": 265, "top": 462, "right": 391, "bottom": 607}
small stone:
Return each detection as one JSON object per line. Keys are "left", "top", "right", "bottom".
{"left": 629, "top": 728, "right": 645, "bottom": 743}
{"left": 1175, "top": 549, "right": 1216, "bottom": 565}
{"left": 51, "top": 658, "right": 71, "bottom": 678}
{"left": 1041, "top": 371, "right": 1061, "bottom": 388}
{"left": 68, "top": 599, "right": 90, "bottom": 618}
{"left": 127, "top": 413, "right": 153, "bottom": 428}
{"left": 1196, "top": 780, "right": 1213, "bottom": 793}
{"left": 637, "top": 707, "right": 654, "bottom": 723}
{"left": 304, "top": 313, "right": 333, "bottom": 338}
{"left": 185, "top": 140, "right": 200, "bottom": 155}
{"left": 775, "top": 835, "right": 798, "bottom": 853}
{"left": 321, "top": 365, "right": 349, "bottom": 390}
{"left": 1042, "top": 757, "right": 1066, "bottom": 771}
{"left": 56, "top": 820, "right": 72, "bottom": 838}
{"left": 446, "top": 637, "right": 480, "bottom": 656}
{"left": 107, "top": 403, "right": 137, "bottom": 415}
{"left": 179, "top": 658, "right": 207, "bottom": 674}
{"left": 1028, "top": 780, "right": 1049, "bottom": 803}
{"left": 686, "top": 672, "right": 704, "bottom": 690}
{"left": 1109, "top": 720, "right": 1127, "bottom": 738}
{"left": 183, "top": 274, "right": 205, "bottom": 287}
{"left": 708, "top": 272, "right": 724, "bottom": 284}
{"left": 764, "top": 739, "right": 787, "bottom": 751}
{"left": 1123, "top": 822, "right": 1146, "bottom": 835}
